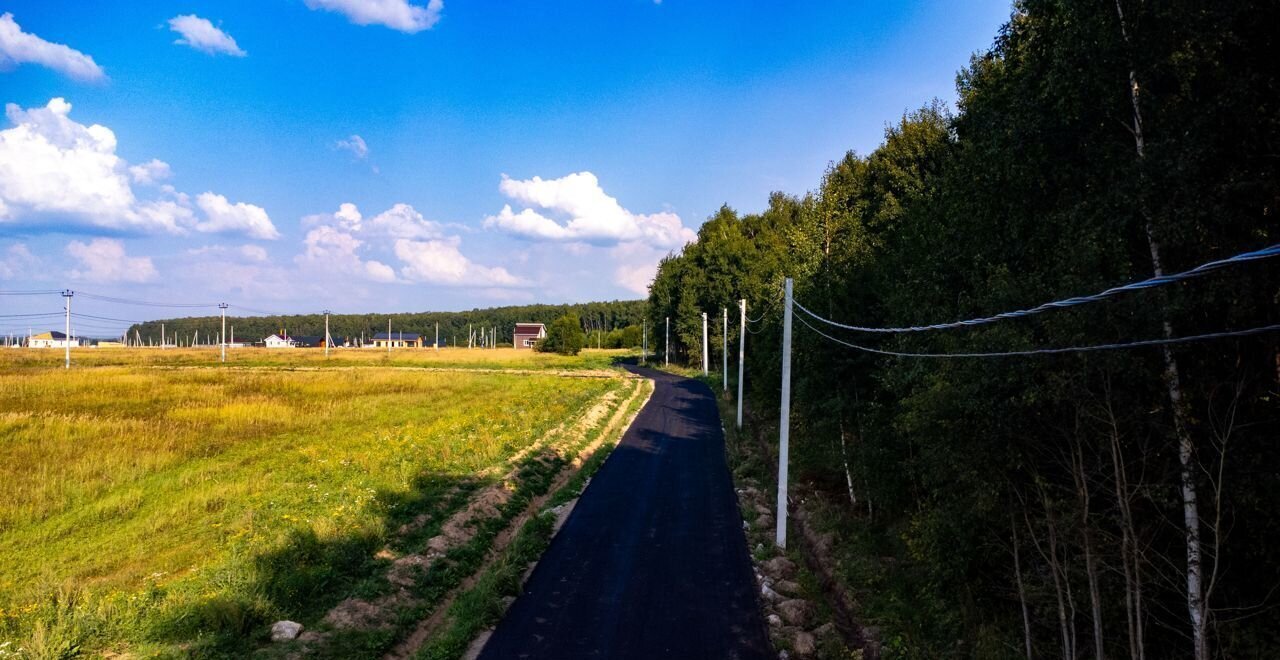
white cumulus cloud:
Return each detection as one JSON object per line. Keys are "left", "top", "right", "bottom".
{"left": 304, "top": 0, "right": 444, "bottom": 33}
{"left": 0, "top": 13, "right": 105, "bottom": 81}
{"left": 0, "top": 98, "right": 279, "bottom": 239}
{"left": 484, "top": 171, "right": 694, "bottom": 249}
{"left": 195, "top": 192, "right": 280, "bottom": 240}
{"left": 336, "top": 134, "right": 369, "bottom": 159}
{"left": 394, "top": 238, "right": 521, "bottom": 287}
{"left": 0, "top": 242, "right": 40, "bottom": 279}
{"left": 300, "top": 202, "right": 517, "bottom": 287}
{"left": 66, "top": 238, "right": 157, "bottom": 283}
{"left": 168, "top": 15, "right": 246, "bottom": 57}
{"left": 128, "top": 159, "right": 171, "bottom": 185}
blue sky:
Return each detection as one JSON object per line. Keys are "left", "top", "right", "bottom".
{"left": 0, "top": 0, "right": 1011, "bottom": 336}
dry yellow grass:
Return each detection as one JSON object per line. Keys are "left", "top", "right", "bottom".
{"left": 0, "top": 349, "right": 628, "bottom": 657}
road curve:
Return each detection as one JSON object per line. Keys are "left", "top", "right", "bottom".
{"left": 477, "top": 365, "right": 772, "bottom": 660}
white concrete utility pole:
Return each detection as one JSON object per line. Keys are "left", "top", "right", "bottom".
{"left": 388, "top": 318, "right": 392, "bottom": 353}
{"left": 161, "top": 323, "right": 166, "bottom": 350}
{"left": 323, "top": 310, "right": 331, "bottom": 358}
{"left": 665, "top": 316, "right": 669, "bottom": 366}
{"left": 61, "top": 289, "right": 72, "bottom": 369}
{"left": 642, "top": 318, "right": 647, "bottom": 364}
{"left": 219, "top": 303, "right": 229, "bottom": 363}
{"left": 737, "top": 299, "right": 746, "bottom": 428}
{"left": 701, "top": 312, "right": 709, "bottom": 375}
{"left": 777, "top": 279, "right": 794, "bottom": 549}
{"left": 435, "top": 322, "right": 439, "bottom": 350}
{"left": 722, "top": 307, "right": 728, "bottom": 392}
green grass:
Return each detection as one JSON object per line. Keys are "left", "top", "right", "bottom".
{"left": 414, "top": 379, "right": 652, "bottom": 660}
{"left": 0, "top": 352, "right": 626, "bottom": 658}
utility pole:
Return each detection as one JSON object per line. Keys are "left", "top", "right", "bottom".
{"left": 62, "top": 290, "right": 72, "bottom": 369}
{"left": 161, "top": 323, "right": 165, "bottom": 350}
{"left": 435, "top": 322, "right": 439, "bottom": 350}
{"left": 642, "top": 318, "right": 647, "bottom": 364}
{"left": 323, "top": 310, "right": 331, "bottom": 358}
{"left": 665, "top": 316, "right": 669, "bottom": 366}
{"left": 219, "top": 303, "right": 228, "bottom": 363}
{"left": 469, "top": 323, "right": 473, "bottom": 349}
{"left": 722, "top": 307, "right": 728, "bottom": 392}
{"left": 737, "top": 299, "right": 746, "bottom": 428}
{"left": 388, "top": 318, "right": 392, "bottom": 353}
{"left": 777, "top": 278, "right": 794, "bottom": 548}
{"left": 701, "top": 312, "right": 709, "bottom": 375}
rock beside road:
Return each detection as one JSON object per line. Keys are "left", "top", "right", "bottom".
{"left": 270, "top": 620, "right": 303, "bottom": 642}
{"left": 777, "top": 599, "right": 814, "bottom": 628}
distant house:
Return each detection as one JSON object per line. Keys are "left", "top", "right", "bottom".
{"left": 513, "top": 323, "right": 547, "bottom": 349}
{"left": 291, "top": 335, "right": 329, "bottom": 348}
{"left": 372, "top": 332, "right": 422, "bottom": 348}
{"left": 29, "top": 331, "right": 78, "bottom": 349}
{"left": 263, "top": 333, "right": 296, "bottom": 348}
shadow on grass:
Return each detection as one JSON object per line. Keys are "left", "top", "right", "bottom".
{"left": 142, "top": 471, "right": 481, "bottom": 659}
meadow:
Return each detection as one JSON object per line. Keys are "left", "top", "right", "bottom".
{"left": 0, "top": 347, "right": 638, "bottom": 658}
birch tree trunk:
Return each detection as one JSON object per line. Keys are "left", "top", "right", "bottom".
{"left": 1112, "top": 3, "right": 1207, "bottom": 658}
{"left": 1103, "top": 394, "right": 1145, "bottom": 660}
{"left": 1012, "top": 513, "right": 1034, "bottom": 660}
{"left": 1071, "top": 433, "right": 1106, "bottom": 659}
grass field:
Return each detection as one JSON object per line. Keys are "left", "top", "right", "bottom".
{"left": 0, "top": 346, "right": 630, "bottom": 372}
{"left": 0, "top": 348, "right": 636, "bottom": 658}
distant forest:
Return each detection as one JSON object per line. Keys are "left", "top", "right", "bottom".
{"left": 127, "top": 300, "right": 645, "bottom": 346}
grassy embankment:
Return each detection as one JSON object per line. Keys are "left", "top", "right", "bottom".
{"left": 0, "top": 348, "right": 631, "bottom": 657}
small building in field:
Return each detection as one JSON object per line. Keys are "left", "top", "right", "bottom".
{"left": 513, "top": 323, "right": 547, "bottom": 349}
{"left": 291, "top": 335, "right": 330, "bottom": 348}
{"left": 372, "top": 331, "right": 422, "bottom": 348}
{"left": 29, "top": 331, "right": 78, "bottom": 349}
{"left": 263, "top": 333, "right": 297, "bottom": 348}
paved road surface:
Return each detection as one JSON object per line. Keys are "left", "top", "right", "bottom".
{"left": 478, "top": 365, "right": 772, "bottom": 660}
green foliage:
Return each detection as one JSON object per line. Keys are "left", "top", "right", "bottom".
{"left": 651, "top": 2, "right": 1280, "bottom": 656}
{"left": 538, "top": 314, "right": 586, "bottom": 355}
{"left": 125, "top": 301, "right": 645, "bottom": 347}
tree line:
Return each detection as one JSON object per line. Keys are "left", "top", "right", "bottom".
{"left": 648, "top": 1, "right": 1279, "bottom": 658}
{"left": 127, "top": 300, "right": 645, "bottom": 347}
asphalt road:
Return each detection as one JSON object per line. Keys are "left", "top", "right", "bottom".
{"left": 478, "top": 365, "right": 772, "bottom": 660}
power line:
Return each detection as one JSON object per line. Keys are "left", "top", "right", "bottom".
{"left": 796, "top": 242, "right": 1280, "bottom": 334}
{"left": 76, "top": 291, "right": 217, "bottom": 308}
{"left": 0, "top": 312, "right": 64, "bottom": 318}
{"left": 70, "top": 312, "right": 147, "bottom": 324}
{"left": 793, "top": 311, "right": 1280, "bottom": 359}
{"left": 0, "top": 290, "right": 63, "bottom": 296}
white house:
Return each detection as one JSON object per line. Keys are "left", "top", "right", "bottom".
{"left": 263, "top": 333, "right": 296, "bottom": 348}
{"left": 29, "top": 331, "right": 78, "bottom": 349}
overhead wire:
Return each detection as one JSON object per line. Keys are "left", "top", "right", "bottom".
{"left": 76, "top": 291, "right": 218, "bottom": 308}
{"left": 792, "top": 311, "right": 1280, "bottom": 359}
{"left": 795, "top": 242, "right": 1280, "bottom": 334}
